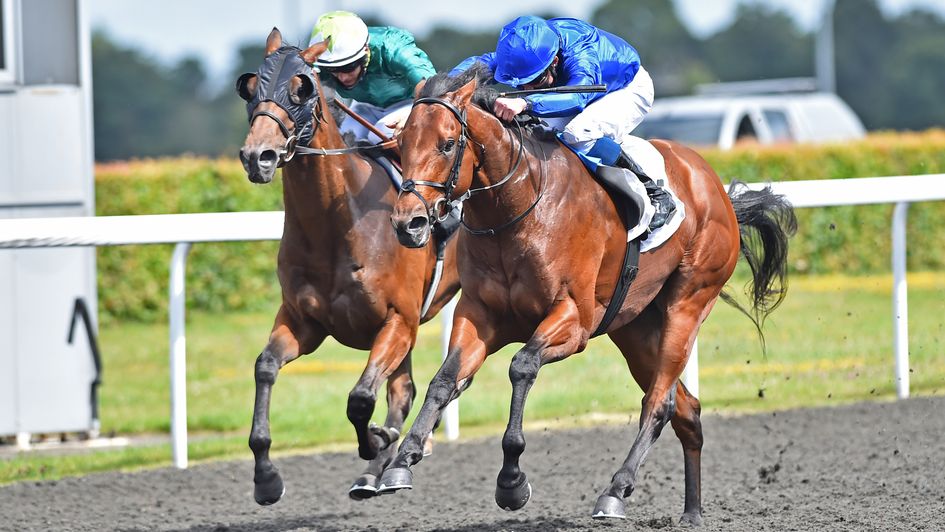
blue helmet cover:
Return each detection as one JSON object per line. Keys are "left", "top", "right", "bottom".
{"left": 494, "top": 16, "right": 560, "bottom": 86}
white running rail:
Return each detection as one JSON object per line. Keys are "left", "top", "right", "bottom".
{"left": 1, "top": 174, "right": 944, "bottom": 467}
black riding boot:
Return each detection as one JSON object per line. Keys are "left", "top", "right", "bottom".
{"left": 614, "top": 153, "right": 676, "bottom": 231}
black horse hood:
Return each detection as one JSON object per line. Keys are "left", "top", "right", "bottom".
{"left": 243, "top": 47, "right": 318, "bottom": 145}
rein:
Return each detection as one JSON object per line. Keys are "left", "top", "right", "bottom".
{"left": 400, "top": 97, "right": 544, "bottom": 236}
{"left": 249, "top": 85, "right": 397, "bottom": 163}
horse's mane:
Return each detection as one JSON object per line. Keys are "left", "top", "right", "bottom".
{"left": 418, "top": 62, "right": 554, "bottom": 142}
{"left": 418, "top": 62, "right": 500, "bottom": 116}
{"left": 320, "top": 84, "right": 348, "bottom": 127}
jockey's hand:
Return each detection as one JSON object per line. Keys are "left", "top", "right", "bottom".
{"left": 383, "top": 107, "right": 413, "bottom": 136}
{"left": 494, "top": 97, "right": 528, "bottom": 122}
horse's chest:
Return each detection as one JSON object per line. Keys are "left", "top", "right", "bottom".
{"left": 287, "top": 265, "right": 382, "bottom": 326}
{"left": 473, "top": 259, "right": 557, "bottom": 322}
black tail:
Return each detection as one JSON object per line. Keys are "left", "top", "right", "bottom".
{"left": 721, "top": 181, "right": 797, "bottom": 350}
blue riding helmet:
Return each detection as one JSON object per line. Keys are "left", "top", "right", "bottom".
{"left": 494, "top": 16, "right": 560, "bottom": 86}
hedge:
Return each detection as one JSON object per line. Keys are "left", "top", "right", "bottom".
{"left": 702, "top": 130, "right": 945, "bottom": 275}
{"left": 95, "top": 131, "right": 945, "bottom": 321}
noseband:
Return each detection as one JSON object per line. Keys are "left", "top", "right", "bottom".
{"left": 400, "top": 97, "right": 543, "bottom": 236}
{"left": 249, "top": 108, "right": 307, "bottom": 165}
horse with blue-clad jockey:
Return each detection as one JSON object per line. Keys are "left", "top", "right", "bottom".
{"left": 380, "top": 14, "right": 797, "bottom": 526}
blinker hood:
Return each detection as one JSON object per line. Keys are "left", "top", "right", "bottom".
{"left": 243, "top": 47, "right": 318, "bottom": 145}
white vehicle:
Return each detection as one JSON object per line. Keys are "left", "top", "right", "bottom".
{"left": 634, "top": 78, "right": 866, "bottom": 150}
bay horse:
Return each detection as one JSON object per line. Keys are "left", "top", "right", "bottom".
{"left": 382, "top": 65, "right": 796, "bottom": 524}
{"left": 236, "top": 29, "right": 459, "bottom": 505}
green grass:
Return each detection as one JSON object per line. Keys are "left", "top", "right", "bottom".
{"left": 2, "top": 272, "right": 944, "bottom": 485}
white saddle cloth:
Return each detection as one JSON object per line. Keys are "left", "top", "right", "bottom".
{"left": 618, "top": 135, "right": 686, "bottom": 252}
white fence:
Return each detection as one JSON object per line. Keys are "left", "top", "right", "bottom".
{"left": 1, "top": 174, "right": 944, "bottom": 468}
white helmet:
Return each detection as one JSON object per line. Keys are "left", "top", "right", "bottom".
{"left": 309, "top": 11, "right": 369, "bottom": 68}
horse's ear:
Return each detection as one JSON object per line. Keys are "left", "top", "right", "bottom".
{"left": 289, "top": 75, "right": 315, "bottom": 104}
{"left": 266, "top": 28, "right": 283, "bottom": 56}
{"left": 450, "top": 77, "right": 477, "bottom": 108}
{"left": 300, "top": 39, "right": 329, "bottom": 66}
{"left": 413, "top": 79, "right": 427, "bottom": 98}
{"left": 236, "top": 73, "right": 257, "bottom": 101}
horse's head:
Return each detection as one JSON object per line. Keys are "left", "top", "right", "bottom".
{"left": 236, "top": 28, "right": 328, "bottom": 183}
{"left": 391, "top": 72, "right": 484, "bottom": 248}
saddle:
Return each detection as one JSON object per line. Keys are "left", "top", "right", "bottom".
{"left": 589, "top": 165, "right": 643, "bottom": 337}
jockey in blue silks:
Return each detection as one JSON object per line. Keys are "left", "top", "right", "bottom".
{"left": 451, "top": 16, "right": 675, "bottom": 229}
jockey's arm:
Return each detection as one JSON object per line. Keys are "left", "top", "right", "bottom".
{"left": 389, "top": 46, "right": 436, "bottom": 89}
{"left": 526, "top": 61, "right": 602, "bottom": 117}
{"left": 449, "top": 53, "right": 497, "bottom": 77}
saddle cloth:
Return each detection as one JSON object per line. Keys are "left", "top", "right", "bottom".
{"left": 561, "top": 133, "right": 685, "bottom": 252}
{"left": 619, "top": 136, "right": 686, "bottom": 252}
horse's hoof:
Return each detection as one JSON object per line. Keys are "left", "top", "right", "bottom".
{"left": 495, "top": 478, "right": 532, "bottom": 511}
{"left": 253, "top": 474, "right": 286, "bottom": 506}
{"left": 680, "top": 511, "right": 704, "bottom": 527}
{"left": 348, "top": 474, "right": 379, "bottom": 501}
{"left": 591, "top": 494, "right": 626, "bottom": 519}
{"left": 376, "top": 467, "right": 413, "bottom": 494}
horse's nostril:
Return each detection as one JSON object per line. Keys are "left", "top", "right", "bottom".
{"left": 258, "top": 149, "right": 278, "bottom": 167}
{"left": 408, "top": 216, "right": 428, "bottom": 232}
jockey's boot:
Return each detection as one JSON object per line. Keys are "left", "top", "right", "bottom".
{"left": 614, "top": 152, "right": 676, "bottom": 231}
{"left": 586, "top": 137, "right": 676, "bottom": 231}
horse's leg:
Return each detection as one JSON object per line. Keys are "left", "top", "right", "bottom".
{"left": 376, "top": 300, "right": 495, "bottom": 494}
{"left": 672, "top": 380, "right": 703, "bottom": 525}
{"left": 495, "top": 298, "right": 585, "bottom": 511}
{"left": 605, "top": 305, "right": 706, "bottom": 525}
{"left": 346, "top": 313, "right": 414, "bottom": 462}
{"left": 593, "top": 286, "right": 718, "bottom": 521}
{"left": 349, "top": 351, "right": 416, "bottom": 500}
{"left": 249, "top": 307, "right": 326, "bottom": 505}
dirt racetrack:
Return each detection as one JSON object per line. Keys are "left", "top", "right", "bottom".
{"left": 2, "top": 396, "right": 944, "bottom": 531}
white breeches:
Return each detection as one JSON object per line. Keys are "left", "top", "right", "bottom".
{"left": 544, "top": 66, "right": 655, "bottom": 152}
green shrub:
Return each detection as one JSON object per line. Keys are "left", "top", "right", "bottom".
{"left": 95, "top": 158, "right": 282, "bottom": 322}
{"left": 95, "top": 132, "right": 945, "bottom": 321}
{"left": 703, "top": 130, "right": 945, "bottom": 274}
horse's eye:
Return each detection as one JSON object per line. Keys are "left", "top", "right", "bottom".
{"left": 441, "top": 138, "right": 456, "bottom": 153}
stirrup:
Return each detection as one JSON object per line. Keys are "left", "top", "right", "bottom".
{"left": 648, "top": 193, "right": 676, "bottom": 230}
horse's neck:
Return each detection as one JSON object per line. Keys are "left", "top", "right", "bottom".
{"left": 464, "top": 113, "right": 547, "bottom": 229}
{"left": 281, "top": 120, "right": 365, "bottom": 233}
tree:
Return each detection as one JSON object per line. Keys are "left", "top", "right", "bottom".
{"left": 702, "top": 4, "right": 813, "bottom": 82}
{"left": 92, "top": 29, "right": 237, "bottom": 160}
{"left": 92, "top": 29, "right": 179, "bottom": 159}
{"left": 882, "top": 9, "right": 945, "bottom": 130}
{"left": 833, "top": 0, "right": 896, "bottom": 129}
{"left": 591, "top": 0, "right": 708, "bottom": 95}
{"left": 415, "top": 27, "right": 501, "bottom": 73}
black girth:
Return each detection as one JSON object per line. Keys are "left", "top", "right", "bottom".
{"left": 592, "top": 231, "right": 642, "bottom": 338}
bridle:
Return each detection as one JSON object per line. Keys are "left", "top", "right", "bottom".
{"left": 241, "top": 47, "right": 393, "bottom": 166}
{"left": 247, "top": 103, "right": 322, "bottom": 166}
{"left": 399, "top": 97, "right": 545, "bottom": 236}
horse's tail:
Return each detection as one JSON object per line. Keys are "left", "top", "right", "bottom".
{"left": 721, "top": 180, "right": 798, "bottom": 349}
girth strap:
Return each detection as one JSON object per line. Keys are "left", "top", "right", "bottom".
{"left": 592, "top": 225, "right": 642, "bottom": 337}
